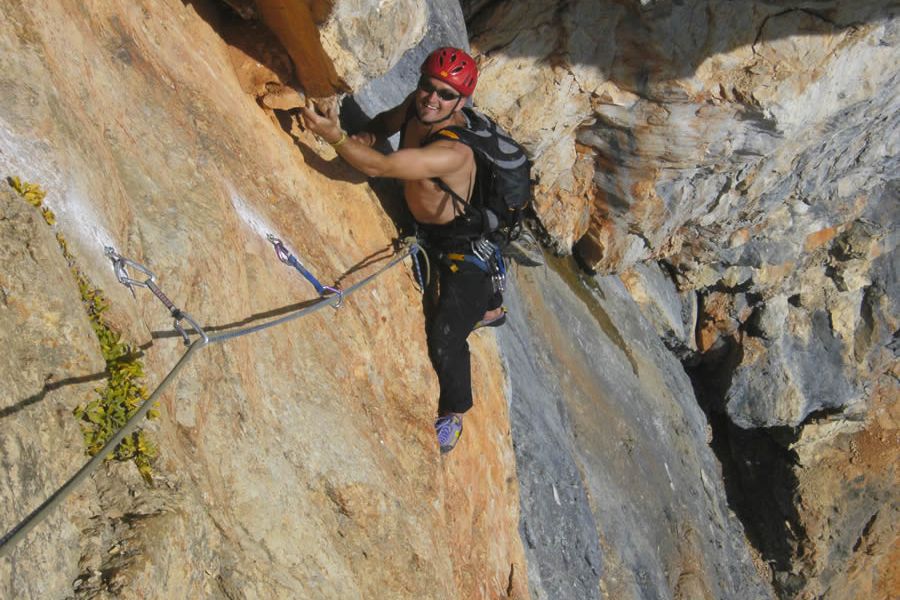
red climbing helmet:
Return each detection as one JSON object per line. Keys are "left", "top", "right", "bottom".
{"left": 421, "top": 47, "right": 478, "bottom": 97}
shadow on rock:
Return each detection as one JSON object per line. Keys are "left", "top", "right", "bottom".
{"left": 686, "top": 334, "right": 807, "bottom": 593}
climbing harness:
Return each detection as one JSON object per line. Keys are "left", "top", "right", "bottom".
{"left": 443, "top": 237, "right": 506, "bottom": 294}
{"left": 267, "top": 234, "right": 343, "bottom": 307}
{"left": 0, "top": 238, "right": 423, "bottom": 559}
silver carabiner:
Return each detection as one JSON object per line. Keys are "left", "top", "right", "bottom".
{"left": 104, "top": 246, "right": 208, "bottom": 345}
{"left": 321, "top": 285, "right": 344, "bottom": 309}
{"left": 104, "top": 246, "right": 156, "bottom": 298}
{"left": 267, "top": 234, "right": 293, "bottom": 265}
{"left": 471, "top": 238, "right": 494, "bottom": 264}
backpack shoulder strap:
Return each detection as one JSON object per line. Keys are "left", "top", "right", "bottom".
{"left": 398, "top": 101, "right": 419, "bottom": 148}
{"left": 429, "top": 126, "right": 477, "bottom": 149}
{"left": 423, "top": 127, "right": 482, "bottom": 216}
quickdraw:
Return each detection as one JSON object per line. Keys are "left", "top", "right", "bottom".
{"left": 104, "top": 247, "right": 208, "bottom": 345}
{"left": 403, "top": 235, "right": 429, "bottom": 291}
{"left": 443, "top": 238, "right": 506, "bottom": 294}
{"left": 267, "top": 234, "right": 343, "bottom": 308}
{"left": 1, "top": 239, "right": 423, "bottom": 559}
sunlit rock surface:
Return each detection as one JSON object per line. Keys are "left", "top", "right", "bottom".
{"left": 466, "top": 1, "right": 897, "bottom": 269}
{"left": 464, "top": 4, "right": 897, "bottom": 595}
{"left": 1, "top": 2, "right": 525, "bottom": 598}
{"left": 2, "top": 1, "right": 896, "bottom": 599}
{"left": 465, "top": 0, "right": 897, "bottom": 424}
{"left": 0, "top": 188, "right": 103, "bottom": 599}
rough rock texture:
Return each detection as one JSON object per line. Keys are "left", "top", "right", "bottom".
{"left": 464, "top": 0, "right": 898, "bottom": 422}
{"left": 0, "top": 187, "right": 103, "bottom": 599}
{"left": 221, "top": 14, "right": 305, "bottom": 110}
{"left": 2, "top": 1, "right": 896, "bottom": 599}
{"left": 1, "top": 1, "right": 526, "bottom": 598}
{"left": 246, "top": 0, "right": 345, "bottom": 97}
{"left": 465, "top": 0, "right": 898, "bottom": 414}
{"left": 318, "top": 0, "right": 428, "bottom": 92}
{"left": 620, "top": 261, "right": 698, "bottom": 359}
{"left": 463, "top": 3, "right": 898, "bottom": 596}
{"left": 498, "top": 260, "right": 771, "bottom": 600}
{"left": 225, "top": 0, "right": 434, "bottom": 98}
{"left": 465, "top": 1, "right": 898, "bottom": 267}
{"left": 785, "top": 387, "right": 899, "bottom": 599}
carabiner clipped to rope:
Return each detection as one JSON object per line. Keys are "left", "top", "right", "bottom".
{"left": 266, "top": 234, "right": 343, "bottom": 308}
{"left": 402, "top": 235, "right": 429, "bottom": 292}
{"left": 104, "top": 247, "right": 209, "bottom": 345}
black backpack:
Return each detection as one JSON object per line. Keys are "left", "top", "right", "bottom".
{"left": 429, "top": 107, "right": 532, "bottom": 243}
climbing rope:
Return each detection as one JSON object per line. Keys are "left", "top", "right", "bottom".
{"left": 0, "top": 238, "right": 423, "bottom": 559}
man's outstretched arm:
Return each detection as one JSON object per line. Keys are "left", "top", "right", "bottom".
{"left": 300, "top": 97, "right": 468, "bottom": 181}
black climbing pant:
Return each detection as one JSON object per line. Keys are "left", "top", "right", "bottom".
{"left": 425, "top": 254, "right": 503, "bottom": 415}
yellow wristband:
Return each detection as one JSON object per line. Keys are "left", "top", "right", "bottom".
{"left": 329, "top": 130, "right": 348, "bottom": 148}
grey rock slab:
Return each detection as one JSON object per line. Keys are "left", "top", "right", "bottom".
{"left": 498, "top": 259, "right": 772, "bottom": 600}
{"left": 623, "top": 261, "right": 698, "bottom": 358}
{"left": 350, "top": 0, "right": 469, "bottom": 126}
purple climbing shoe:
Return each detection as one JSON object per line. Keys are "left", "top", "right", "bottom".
{"left": 434, "top": 414, "right": 464, "bottom": 454}
{"left": 474, "top": 306, "right": 507, "bottom": 331}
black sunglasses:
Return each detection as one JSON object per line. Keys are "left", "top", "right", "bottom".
{"left": 417, "top": 77, "right": 461, "bottom": 102}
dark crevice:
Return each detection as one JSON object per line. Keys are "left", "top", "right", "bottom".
{"left": 685, "top": 334, "right": 809, "bottom": 598}
{"left": 797, "top": 405, "right": 852, "bottom": 427}
{"left": 851, "top": 511, "right": 879, "bottom": 553}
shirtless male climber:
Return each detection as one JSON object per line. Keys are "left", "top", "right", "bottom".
{"left": 300, "top": 47, "right": 505, "bottom": 454}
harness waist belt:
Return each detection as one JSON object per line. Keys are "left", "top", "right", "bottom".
{"left": 445, "top": 252, "right": 491, "bottom": 273}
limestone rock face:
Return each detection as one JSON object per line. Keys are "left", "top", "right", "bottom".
{"left": 318, "top": 0, "right": 429, "bottom": 91}
{"left": 464, "top": 0, "right": 897, "bottom": 424}
{"left": 499, "top": 261, "right": 771, "bottom": 600}
{"left": 0, "top": 188, "right": 103, "bottom": 600}
{"left": 785, "top": 387, "right": 899, "bottom": 600}
{"left": 462, "top": 1, "right": 897, "bottom": 596}
{"left": 1, "top": 2, "right": 526, "bottom": 598}
{"left": 2, "top": 1, "right": 896, "bottom": 599}
{"left": 466, "top": 1, "right": 897, "bottom": 269}
{"left": 228, "top": 0, "right": 431, "bottom": 97}
{"left": 245, "top": 0, "right": 345, "bottom": 96}
{"left": 620, "top": 261, "right": 698, "bottom": 358}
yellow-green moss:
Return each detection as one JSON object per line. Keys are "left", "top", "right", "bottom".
{"left": 8, "top": 176, "right": 158, "bottom": 483}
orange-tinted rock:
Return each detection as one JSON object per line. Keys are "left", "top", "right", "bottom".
{"left": 534, "top": 143, "right": 595, "bottom": 252}
{"left": 0, "top": 2, "right": 525, "bottom": 597}
{"left": 254, "top": 0, "right": 345, "bottom": 96}
{"left": 222, "top": 17, "right": 304, "bottom": 109}
{"left": 804, "top": 226, "right": 839, "bottom": 252}
{"left": 696, "top": 292, "right": 739, "bottom": 352}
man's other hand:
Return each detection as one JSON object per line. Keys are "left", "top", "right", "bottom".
{"left": 351, "top": 131, "right": 377, "bottom": 147}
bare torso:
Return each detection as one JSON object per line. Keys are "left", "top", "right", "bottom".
{"left": 401, "top": 112, "right": 476, "bottom": 225}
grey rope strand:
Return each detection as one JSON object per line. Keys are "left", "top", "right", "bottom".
{"left": 0, "top": 243, "right": 419, "bottom": 559}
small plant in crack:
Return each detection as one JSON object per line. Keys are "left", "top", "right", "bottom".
{"left": 8, "top": 176, "right": 158, "bottom": 483}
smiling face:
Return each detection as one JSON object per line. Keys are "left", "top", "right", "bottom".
{"left": 415, "top": 76, "right": 465, "bottom": 124}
